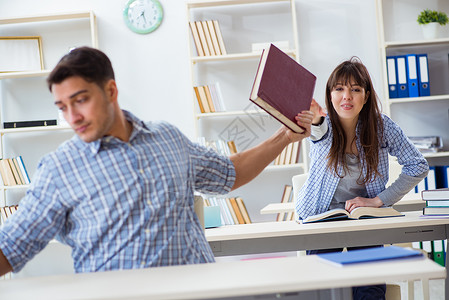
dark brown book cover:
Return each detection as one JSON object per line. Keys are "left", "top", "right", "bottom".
{"left": 250, "top": 44, "right": 316, "bottom": 133}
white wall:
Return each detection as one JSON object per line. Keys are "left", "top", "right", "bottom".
{"left": 0, "top": 0, "right": 382, "bottom": 140}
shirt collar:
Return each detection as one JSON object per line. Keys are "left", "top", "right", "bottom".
{"left": 74, "top": 110, "right": 150, "bottom": 155}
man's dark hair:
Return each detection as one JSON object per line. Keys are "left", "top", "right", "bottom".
{"left": 47, "top": 46, "right": 115, "bottom": 92}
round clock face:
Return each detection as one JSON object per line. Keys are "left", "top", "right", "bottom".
{"left": 123, "top": 0, "right": 163, "bottom": 34}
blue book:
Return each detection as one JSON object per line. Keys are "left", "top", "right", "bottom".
{"left": 317, "top": 246, "right": 423, "bottom": 266}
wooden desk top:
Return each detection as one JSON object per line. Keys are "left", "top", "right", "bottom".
{"left": 0, "top": 254, "right": 444, "bottom": 300}
{"left": 206, "top": 211, "right": 449, "bottom": 242}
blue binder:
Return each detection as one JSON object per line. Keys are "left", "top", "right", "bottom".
{"left": 417, "top": 54, "right": 430, "bottom": 96}
{"left": 395, "top": 56, "right": 408, "bottom": 98}
{"left": 405, "top": 54, "right": 419, "bottom": 97}
{"left": 386, "top": 56, "right": 398, "bottom": 98}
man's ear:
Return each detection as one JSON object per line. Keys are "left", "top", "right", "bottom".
{"left": 104, "top": 79, "right": 118, "bottom": 101}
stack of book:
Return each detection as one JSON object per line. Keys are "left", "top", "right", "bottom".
{"left": 0, "top": 205, "right": 19, "bottom": 223}
{"left": 193, "top": 83, "right": 225, "bottom": 113}
{"left": 204, "top": 197, "right": 251, "bottom": 225}
{"left": 422, "top": 188, "right": 449, "bottom": 215}
{"left": 274, "top": 141, "right": 300, "bottom": 166}
{"left": 408, "top": 136, "right": 443, "bottom": 153}
{"left": 189, "top": 20, "right": 227, "bottom": 56}
{"left": 0, "top": 156, "right": 30, "bottom": 186}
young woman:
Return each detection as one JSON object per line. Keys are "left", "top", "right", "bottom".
{"left": 295, "top": 57, "right": 429, "bottom": 299}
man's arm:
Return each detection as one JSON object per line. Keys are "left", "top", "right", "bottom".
{"left": 230, "top": 111, "right": 313, "bottom": 191}
{"left": 0, "top": 249, "right": 12, "bottom": 276}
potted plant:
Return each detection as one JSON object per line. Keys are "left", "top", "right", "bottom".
{"left": 417, "top": 9, "right": 449, "bottom": 39}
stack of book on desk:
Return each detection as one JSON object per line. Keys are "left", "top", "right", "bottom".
{"left": 422, "top": 188, "right": 449, "bottom": 216}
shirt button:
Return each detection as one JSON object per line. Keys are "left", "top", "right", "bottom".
{"left": 139, "top": 169, "right": 144, "bottom": 174}
{"left": 141, "top": 261, "right": 145, "bottom": 266}
{"left": 147, "top": 201, "right": 151, "bottom": 205}
{"left": 145, "top": 229, "right": 150, "bottom": 234}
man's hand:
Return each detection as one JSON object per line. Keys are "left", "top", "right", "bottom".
{"left": 285, "top": 110, "right": 313, "bottom": 142}
{"left": 345, "top": 196, "right": 384, "bottom": 213}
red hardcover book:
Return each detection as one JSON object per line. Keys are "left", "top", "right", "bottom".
{"left": 250, "top": 44, "right": 316, "bottom": 133}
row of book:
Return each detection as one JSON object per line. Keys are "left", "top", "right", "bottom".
{"left": 277, "top": 185, "right": 294, "bottom": 222}
{"left": 193, "top": 83, "right": 226, "bottom": 113}
{"left": 189, "top": 20, "right": 227, "bottom": 57}
{"left": 412, "top": 240, "right": 446, "bottom": 267}
{"left": 197, "top": 138, "right": 238, "bottom": 157}
{"left": 0, "top": 205, "right": 18, "bottom": 223}
{"left": 204, "top": 197, "right": 251, "bottom": 225}
{"left": 0, "top": 157, "right": 30, "bottom": 186}
{"left": 386, "top": 53, "right": 430, "bottom": 99}
{"left": 274, "top": 141, "right": 300, "bottom": 166}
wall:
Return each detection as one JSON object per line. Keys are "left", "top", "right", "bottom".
{"left": 0, "top": 0, "right": 382, "bottom": 277}
{"left": 0, "top": 0, "right": 382, "bottom": 140}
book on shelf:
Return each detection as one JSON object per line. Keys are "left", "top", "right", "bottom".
{"left": 189, "top": 21, "right": 205, "bottom": 56}
{"left": 0, "top": 156, "right": 30, "bottom": 186}
{"left": 236, "top": 197, "right": 251, "bottom": 224}
{"left": 0, "top": 159, "right": 17, "bottom": 186}
{"left": 212, "top": 20, "right": 227, "bottom": 55}
{"left": 193, "top": 83, "right": 225, "bottom": 114}
{"left": 301, "top": 207, "right": 403, "bottom": 224}
{"left": 274, "top": 141, "right": 300, "bottom": 165}
{"left": 0, "top": 205, "right": 19, "bottom": 222}
{"left": 201, "top": 20, "right": 216, "bottom": 56}
{"left": 206, "top": 20, "right": 221, "bottom": 55}
{"left": 249, "top": 44, "right": 316, "bottom": 133}
{"left": 317, "top": 245, "right": 423, "bottom": 267}
{"left": 194, "top": 21, "right": 211, "bottom": 56}
{"left": 203, "top": 196, "right": 251, "bottom": 225}
{"left": 189, "top": 20, "right": 226, "bottom": 57}
{"left": 277, "top": 185, "right": 293, "bottom": 222}
{"left": 3, "top": 119, "right": 57, "bottom": 129}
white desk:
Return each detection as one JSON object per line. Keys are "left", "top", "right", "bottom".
{"left": 0, "top": 254, "right": 444, "bottom": 300}
{"left": 206, "top": 211, "right": 449, "bottom": 298}
{"left": 260, "top": 194, "right": 425, "bottom": 215}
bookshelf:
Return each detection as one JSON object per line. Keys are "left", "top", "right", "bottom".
{"left": 0, "top": 11, "right": 98, "bottom": 210}
{"left": 186, "top": 0, "right": 308, "bottom": 222}
{"left": 375, "top": 0, "right": 449, "bottom": 163}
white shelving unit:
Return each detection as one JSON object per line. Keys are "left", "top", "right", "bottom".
{"left": 0, "top": 11, "right": 98, "bottom": 208}
{"left": 375, "top": 0, "right": 449, "bottom": 161}
{"left": 186, "top": 0, "right": 308, "bottom": 222}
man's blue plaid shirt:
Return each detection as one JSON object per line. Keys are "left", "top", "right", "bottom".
{"left": 0, "top": 111, "right": 235, "bottom": 273}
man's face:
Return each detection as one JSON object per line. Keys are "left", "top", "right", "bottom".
{"left": 52, "top": 76, "right": 115, "bottom": 143}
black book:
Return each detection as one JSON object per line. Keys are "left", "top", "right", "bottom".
{"left": 4, "top": 119, "right": 57, "bottom": 129}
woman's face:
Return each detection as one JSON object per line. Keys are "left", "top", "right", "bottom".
{"left": 330, "top": 80, "right": 367, "bottom": 124}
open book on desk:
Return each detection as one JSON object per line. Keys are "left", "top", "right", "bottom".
{"left": 301, "top": 207, "right": 403, "bottom": 224}
{"left": 317, "top": 245, "right": 423, "bottom": 267}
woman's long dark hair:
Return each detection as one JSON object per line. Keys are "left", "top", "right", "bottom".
{"left": 325, "top": 57, "right": 383, "bottom": 184}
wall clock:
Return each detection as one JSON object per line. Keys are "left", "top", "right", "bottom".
{"left": 123, "top": 0, "right": 163, "bottom": 34}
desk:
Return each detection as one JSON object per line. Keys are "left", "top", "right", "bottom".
{"left": 0, "top": 254, "right": 444, "bottom": 300}
{"left": 260, "top": 194, "right": 425, "bottom": 215}
{"left": 206, "top": 211, "right": 449, "bottom": 298}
